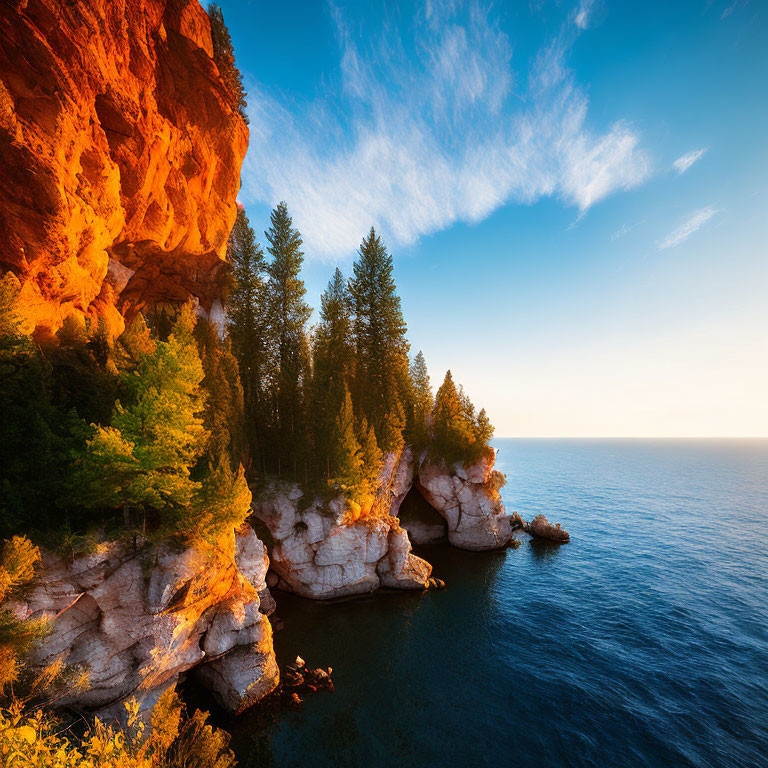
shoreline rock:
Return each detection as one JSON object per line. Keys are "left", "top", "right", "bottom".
{"left": 525, "top": 514, "right": 570, "bottom": 542}
{"left": 251, "top": 487, "right": 432, "bottom": 600}
{"left": 12, "top": 524, "right": 279, "bottom": 721}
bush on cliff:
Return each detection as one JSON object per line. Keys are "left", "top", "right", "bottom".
{"left": 0, "top": 686, "right": 237, "bottom": 768}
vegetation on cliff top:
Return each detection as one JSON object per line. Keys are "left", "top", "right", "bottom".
{"left": 227, "top": 205, "right": 495, "bottom": 510}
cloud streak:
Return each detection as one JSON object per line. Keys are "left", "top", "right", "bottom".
{"left": 673, "top": 148, "right": 707, "bottom": 174}
{"left": 658, "top": 206, "right": 719, "bottom": 249}
{"left": 574, "top": 0, "right": 595, "bottom": 30}
{"left": 241, "top": 0, "right": 651, "bottom": 259}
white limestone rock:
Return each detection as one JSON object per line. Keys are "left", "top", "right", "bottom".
{"left": 251, "top": 481, "right": 431, "bottom": 599}
{"left": 14, "top": 527, "right": 279, "bottom": 718}
{"left": 415, "top": 454, "right": 514, "bottom": 550}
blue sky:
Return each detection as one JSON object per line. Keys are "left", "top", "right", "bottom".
{"left": 217, "top": 0, "right": 767, "bottom": 437}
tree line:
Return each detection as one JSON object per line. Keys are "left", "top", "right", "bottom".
{"left": 226, "top": 202, "right": 495, "bottom": 507}
{"left": 0, "top": 201, "right": 493, "bottom": 542}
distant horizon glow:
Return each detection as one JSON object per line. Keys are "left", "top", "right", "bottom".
{"left": 219, "top": 0, "right": 768, "bottom": 439}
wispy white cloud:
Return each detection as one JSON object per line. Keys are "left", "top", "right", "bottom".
{"left": 573, "top": 0, "right": 595, "bottom": 30}
{"left": 721, "top": 0, "right": 749, "bottom": 20}
{"left": 611, "top": 220, "right": 644, "bottom": 241}
{"left": 658, "top": 206, "right": 719, "bottom": 250}
{"left": 242, "top": 0, "right": 651, "bottom": 259}
{"left": 673, "top": 148, "right": 707, "bottom": 175}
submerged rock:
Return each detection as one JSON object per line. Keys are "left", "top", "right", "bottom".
{"left": 526, "top": 515, "right": 570, "bottom": 542}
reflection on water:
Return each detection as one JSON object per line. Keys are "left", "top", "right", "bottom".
{"left": 529, "top": 538, "right": 566, "bottom": 562}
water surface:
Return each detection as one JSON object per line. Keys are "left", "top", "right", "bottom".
{"left": 232, "top": 439, "right": 768, "bottom": 768}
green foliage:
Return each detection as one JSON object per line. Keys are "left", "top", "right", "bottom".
{"left": 80, "top": 304, "right": 207, "bottom": 522}
{"left": 409, "top": 351, "right": 433, "bottom": 441}
{"left": 195, "top": 318, "right": 247, "bottom": 471}
{"left": 430, "top": 370, "right": 494, "bottom": 467}
{"left": 227, "top": 207, "right": 268, "bottom": 470}
{"left": 207, "top": 3, "right": 248, "bottom": 124}
{"left": 0, "top": 536, "right": 48, "bottom": 694}
{"left": 185, "top": 457, "right": 252, "bottom": 545}
{"left": 312, "top": 267, "right": 355, "bottom": 476}
{"left": 0, "top": 275, "right": 93, "bottom": 539}
{"left": 349, "top": 228, "right": 410, "bottom": 451}
{"left": 328, "top": 386, "right": 363, "bottom": 495}
{"left": 265, "top": 202, "right": 313, "bottom": 477}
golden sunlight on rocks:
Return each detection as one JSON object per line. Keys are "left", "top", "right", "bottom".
{"left": 0, "top": 0, "right": 248, "bottom": 337}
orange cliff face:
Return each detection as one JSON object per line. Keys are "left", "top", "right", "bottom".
{"left": 0, "top": 0, "right": 249, "bottom": 338}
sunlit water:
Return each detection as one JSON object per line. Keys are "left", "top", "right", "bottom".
{"left": 230, "top": 439, "right": 768, "bottom": 768}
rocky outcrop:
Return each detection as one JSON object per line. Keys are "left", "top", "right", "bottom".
{"left": 251, "top": 487, "right": 432, "bottom": 600}
{"left": 526, "top": 514, "right": 570, "bottom": 543}
{"left": 11, "top": 524, "right": 278, "bottom": 718}
{"left": 415, "top": 454, "right": 516, "bottom": 550}
{"left": 251, "top": 449, "right": 521, "bottom": 599}
{"left": 0, "top": 0, "right": 248, "bottom": 338}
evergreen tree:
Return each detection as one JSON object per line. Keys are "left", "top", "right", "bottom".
{"left": 265, "top": 202, "right": 312, "bottom": 476}
{"left": 476, "top": 408, "right": 494, "bottom": 445}
{"left": 408, "top": 350, "right": 433, "bottom": 447}
{"left": 431, "top": 370, "right": 474, "bottom": 465}
{"left": 431, "top": 371, "right": 495, "bottom": 466}
{"left": 349, "top": 228, "right": 410, "bottom": 451}
{"left": 206, "top": 4, "right": 248, "bottom": 122}
{"left": 195, "top": 318, "right": 246, "bottom": 471}
{"left": 356, "top": 415, "right": 383, "bottom": 503}
{"left": 312, "top": 268, "right": 354, "bottom": 474}
{"left": 81, "top": 304, "right": 207, "bottom": 527}
{"left": 226, "top": 207, "right": 268, "bottom": 471}
{"left": 184, "top": 455, "right": 252, "bottom": 544}
{"left": 329, "top": 386, "right": 363, "bottom": 494}
{"left": 0, "top": 274, "right": 90, "bottom": 538}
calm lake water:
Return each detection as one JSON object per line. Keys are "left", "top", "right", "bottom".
{"left": 231, "top": 439, "right": 768, "bottom": 768}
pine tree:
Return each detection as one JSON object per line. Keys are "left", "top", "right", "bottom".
{"left": 265, "top": 202, "right": 312, "bottom": 476}
{"left": 329, "top": 386, "right": 363, "bottom": 494}
{"left": 431, "top": 370, "right": 473, "bottom": 465}
{"left": 82, "top": 304, "right": 208, "bottom": 528}
{"left": 312, "top": 268, "right": 354, "bottom": 474}
{"left": 408, "top": 350, "right": 433, "bottom": 448}
{"left": 206, "top": 4, "right": 249, "bottom": 123}
{"left": 349, "top": 227, "right": 410, "bottom": 452}
{"left": 195, "top": 318, "right": 246, "bottom": 471}
{"left": 226, "top": 207, "right": 268, "bottom": 471}
{"left": 0, "top": 274, "right": 90, "bottom": 538}
{"left": 476, "top": 408, "right": 494, "bottom": 445}
{"left": 357, "top": 415, "right": 383, "bottom": 503}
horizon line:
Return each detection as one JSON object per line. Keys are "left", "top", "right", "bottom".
{"left": 493, "top": 435, "right": 768, "bottom": 440}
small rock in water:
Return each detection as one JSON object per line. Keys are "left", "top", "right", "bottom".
{"left": 526, "top": 514, "right": 570, "bottom": 543}
{"left": 290, "top": 693, "right": 302, "bottom": 706}
{"left": 294, "top": 655, "right": 306, "bottom": 668}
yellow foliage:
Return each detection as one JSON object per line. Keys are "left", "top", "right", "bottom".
{"left": 0, "top": 686, "right": 237, "bottom": 767}
{"left": 0, "top": 537, "right": 41, "bottom": 603}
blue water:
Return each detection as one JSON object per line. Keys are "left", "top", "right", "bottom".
{"left": 233, "top": 439, "right": 768, "bottom": 768}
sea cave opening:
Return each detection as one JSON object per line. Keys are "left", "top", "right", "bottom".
{"left": 397, "top": 483, "right": 448, "bottom": 545}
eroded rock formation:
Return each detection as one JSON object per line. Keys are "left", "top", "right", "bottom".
{"left": 415, "top": 455, "right": 514, "bottom": 551}
{"left": 526, "top": 514, "right": 570, "bottom": 543}
{"left": 10, "top": 524, "right": 278, "bottom": 718}
{"left": 0, "top": 0, "right": 249, "bottom": 338}
{"left": 251, "top": 489, "right": 432, "bottom": 600}
{"left": 251, "top": 449, "right": 521, "bottom": 599}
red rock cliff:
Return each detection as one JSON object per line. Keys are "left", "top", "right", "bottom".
{"left": 0, "top": 0, "right": 249, "bottom": 337}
